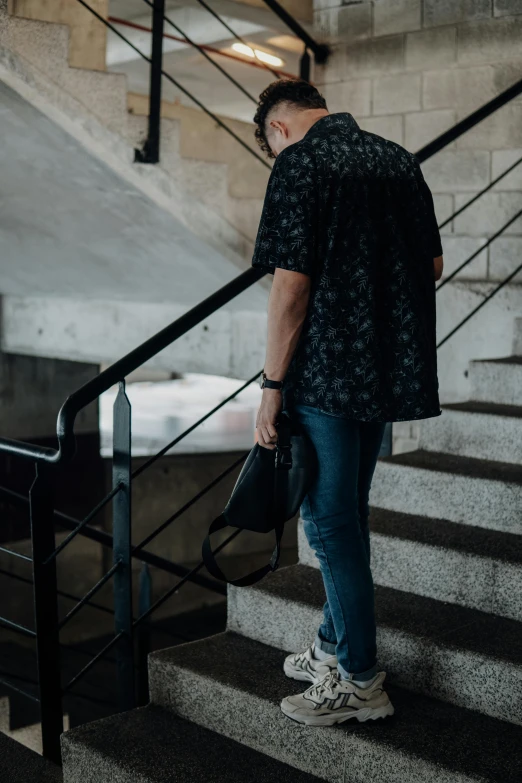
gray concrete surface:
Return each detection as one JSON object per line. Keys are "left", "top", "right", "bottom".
{"left": 61, "top": 705, "right": 323, "bottom": 783}
{"left": 0, "top": 80, "right": 268, "bottom": 377}
{"left": 419, "top": 402, "right": 522, "bottom": 463}
{"left": 0, "top": 731, "right": 62, "bottom": 783}
{"left": 297, "top": 513, "right": 522, "bottom": 623}
{"left": 371, "top": 450, "right": 522, "bottom": 534}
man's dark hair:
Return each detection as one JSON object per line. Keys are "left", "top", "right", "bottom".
{"left": 253, "top": 79, "right": 328, "bottom": 159}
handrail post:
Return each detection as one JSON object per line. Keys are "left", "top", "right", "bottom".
{"left": 112, "top": 380, "right": 136, "bottom": 710}
{"left": 135, "top": 0, "right": 165, "bottom": 164}
{"left": 137, "top": 562, "right": 152, "bottom": 705}
{"left": 30, "top": 463, "right": 63, "bottom": 763}
{"left": 261, "top": 0, "right": 330, "bottom": 66}
{"left": 299, "top": 46, "right": 311, "bottom": 82}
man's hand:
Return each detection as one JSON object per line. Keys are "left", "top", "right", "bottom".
{"left": 256, "top": 389, "right": 283, "bottom": 449}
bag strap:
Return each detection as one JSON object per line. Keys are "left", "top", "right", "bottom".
{"left": 202, "top": 420, "right": 292, "bottom": 587}
{"left": 202, "top": 512, "right": 286, "bottom": 587}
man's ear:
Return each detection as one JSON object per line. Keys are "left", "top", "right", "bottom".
{"left": 269, "top": 119, "right": 289, "bottom": 139}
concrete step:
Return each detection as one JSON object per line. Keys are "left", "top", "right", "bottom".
{"left": 61, "top": 704, "right": 322, "bottom": 783}
{"left": 0, "top": 732, "right": 61, "bottom": 783}
{"left": 227, "top": 564, "right": 522, "bottom": 725}
{"left": 419, "top": 401, "right": 522, "bottom": 463}
{"left": 149, "top": 632, "right": 522, "bottom": 783}
{"left": 371, "top": 450, "right": 522, "bottom": 534}
{"left": 298, "top": 508, "right": 522, "bottom": 622}
{"left": 469, "top": 356, "right": 522, "bottom": 406}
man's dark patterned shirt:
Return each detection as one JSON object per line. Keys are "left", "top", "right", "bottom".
{"left": 252, "top": 112, "right": 443, "bottom": 423}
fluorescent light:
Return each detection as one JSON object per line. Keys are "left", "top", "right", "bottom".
{"left": 231, "top": 42, "right": 284, "bottom": 67}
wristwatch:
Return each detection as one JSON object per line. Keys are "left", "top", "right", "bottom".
{"left": 259, "top": 372, "right": 284, "bottom": 390}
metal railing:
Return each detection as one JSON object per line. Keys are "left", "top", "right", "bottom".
{"left": 1, "top": 3, "right": 522, "bottom": 762}
{"left": 79, "top": 0, "right": 330, "bottom": 165}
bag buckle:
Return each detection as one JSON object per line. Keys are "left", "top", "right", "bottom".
{"left": 275, "top": 444, "right": 292, "bottom": 470}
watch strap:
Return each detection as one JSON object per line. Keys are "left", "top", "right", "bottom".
{"left": 262, "top": 378, "right": 283, "bottom": 389}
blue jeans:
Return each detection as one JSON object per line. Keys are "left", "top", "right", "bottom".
{"left": 293, "top": 404, "right": 386, "bottom": 682}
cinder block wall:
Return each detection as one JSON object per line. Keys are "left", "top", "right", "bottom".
{"left": 313, "top": 0, "right": 522, "bottom": 286}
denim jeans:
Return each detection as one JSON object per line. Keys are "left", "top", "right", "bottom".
{"left": 293, "top": 404, "right": 386, "bottom": 682}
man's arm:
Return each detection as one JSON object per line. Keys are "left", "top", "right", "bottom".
{"left": 434, "top": 254, "right": 444, "bottom": 281}
{"left": 250, "top": 146, "right": 317, "bottom": 447}
{"left": 256, "top": 268, "right": 311, "bottom": 450}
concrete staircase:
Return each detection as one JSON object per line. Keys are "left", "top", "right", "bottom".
{"left": 0, "top": 1, "right": 267, "bottom": 257}
{"left": 58, "top": 325, "right": 522, "bottom": 779}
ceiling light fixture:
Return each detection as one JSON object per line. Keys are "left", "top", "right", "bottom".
{"left": 231, "top": 43, "right": 284, "bottom": 68}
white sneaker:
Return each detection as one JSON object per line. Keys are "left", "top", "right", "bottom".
{"left": 283, "top": 643, "right": 338, "bottom": 684}
{"left": 281, "top": 669, "right": 394, "bottom": 726}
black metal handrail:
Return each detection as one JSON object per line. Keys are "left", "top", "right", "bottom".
{"left": 437, "top": 209, "right": 522, "bottom": 290}
{"left": 437, "top": 262, "right": 522, "bottom": 349}
{"left": 438, "top": 155, "right": 522, "bottom": 229}
{"left": 0, "top": 486, "right": 226, "bottom": 596}
{"left": 75, "top": 0, "right": 271, "bottom": 168}
{"left": 141, "top": 0, "right": 257, "bottom": 104}
{"left": 260, "top": 0, "right": 330, "bottom": 66}
{"left": 416, "top": 77, "right": 522, "bottom": 163}
{"left": 0, "top": 268, "right": 264, "bottom": 465}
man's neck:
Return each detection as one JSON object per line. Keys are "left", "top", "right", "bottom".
{"left": 298, "top": 109, "right": 330, "bottom": 138}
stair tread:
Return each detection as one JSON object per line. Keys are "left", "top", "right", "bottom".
{"left": 247, "top": 564, "right": 522, "bottom": 666}
{"left": 380, "top": 449, "right": 522, "bottom": 484}
{"left": 61, "top": 704, "right": 322, "bottom": 783}
{"left": 0, "top": 732, "right": 61, "bottom": 783}
{"left": 471, "top": 356, "right": 522, "bottom": 366}
{"left": 369, "top": 507, "right": 522, "bottom": 564}
{"left": 151, "top": 632, "right": 522, "bottom": 783}
{"left": 442, "top": 400, "right": 522, "bottom": 418}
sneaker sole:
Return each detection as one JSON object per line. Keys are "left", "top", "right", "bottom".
{"left": 281, "top": 701, "right": 395, "bottom": 726}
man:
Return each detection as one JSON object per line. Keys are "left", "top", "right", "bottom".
{"left": 251, "top": 80, "right": 444, "bottom": 727}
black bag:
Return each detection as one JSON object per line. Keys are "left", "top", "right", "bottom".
{"left": 202, "top": 410, "right": 317, "bottom": 587}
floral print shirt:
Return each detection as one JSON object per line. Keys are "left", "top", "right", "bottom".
{"left": 252, "top": 112, "right": 442, "bottom": 423}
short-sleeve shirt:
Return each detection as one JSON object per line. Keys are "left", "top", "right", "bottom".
{"left": 251, "top": 112, "right": 442, "bottom": 423}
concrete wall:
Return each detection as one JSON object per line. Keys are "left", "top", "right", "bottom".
{"left": 127, "top": 93, "right": 269, "bottom": 202}
{"left": 0, "top": 349, "right": 99, "bottom": 440}
{"left": 10, "top": 0, "right": 108, "bottom": 71}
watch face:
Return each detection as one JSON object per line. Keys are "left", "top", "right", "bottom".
{"left": 259, "top": 374, "right": 265, "bottom": 389}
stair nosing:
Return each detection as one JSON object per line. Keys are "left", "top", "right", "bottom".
{"left": 379, "top": 449, "right": 522, "bottom": 485}
{"left": 368, "top": 507, "right": 522, "bottom": 565}
{"left": 440, "top": 401, "right": 522, "bottom": 419}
